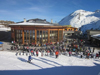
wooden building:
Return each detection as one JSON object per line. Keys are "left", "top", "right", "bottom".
{"left": 9, "top": 19, "right": 78, "bottom": 45}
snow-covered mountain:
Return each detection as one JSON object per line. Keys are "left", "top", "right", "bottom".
{"left": 59, "top": 9, "right": 100, "bottom": 33}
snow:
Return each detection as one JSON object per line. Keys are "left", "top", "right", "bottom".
{"left": 0, "top": 25, "right": 11, "bottom": 31}
{"left": 91, "top": 34, "right": 100, "bottom": 37}
{"left": 9, "top": 22, "right": 53, "bottom": 26}
{"left": 0, "top": 42, "right": 100, "bottom": 75}
{"left": 0, "top": 50, "right": 100, "bottom": 75}
{"left": 59, "top": 9, "right": 100, "bottom": 33}
{"left": 0, "top": 28, "right": 11, "bottom": 31}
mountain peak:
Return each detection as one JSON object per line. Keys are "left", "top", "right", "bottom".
{"left": 71, "top": 9, "right": 85, "bottom": 16}
{"left": 74, "top": 9, "right": 86, "bottom": 12}
{"left": 59, "top": 9, "right": 100, "bottom": 33}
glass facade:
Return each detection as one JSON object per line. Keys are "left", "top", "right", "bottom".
{"left": 37, "top": 30, "right": 48, "bottom": 44}
{"left": 24, "top": 30, "right": 35, "bottom": 44}
{"left": 15, "top": 30, "right": 22, "bottom": 43}
{"left": 50, "top": 30, "right": 58, "bottom": 43}
{"left": 14, "top": 29, "right": 63, "bottom": 44}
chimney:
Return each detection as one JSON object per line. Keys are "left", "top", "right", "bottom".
{"left": 24, "top": 18, "right": 26, "bottom": 23}
{"left": 51, "top": 19, "right": 53, "bottom": 23}
{"left": 55, "top": 21, "right": 57, "bottom": 23}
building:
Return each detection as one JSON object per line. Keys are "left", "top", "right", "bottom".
{"left": 87, "top": 30, "right": 100, "bottom": 46}
{"left": 87, "top": 30, "right": 100, "bottom": 40}
{"left": 9, "top": 18, "right": 78, "bottom": 45}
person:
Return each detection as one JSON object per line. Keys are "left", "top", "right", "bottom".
{"left": 15, "top": 51, "right": 18, "bottom": 56}
{"left": 28, "top": 55, "right": 32, "bottom": 63}
{"left": 86, "top": 52, "right": 90, "bottom": 59}
{"left": 41, "top": 50, "right": 44, "bottom": 56}
{"left": 22, "top": 50, "right": 24, "bottom": 55}
{"left": 36, "top": 50, "right": 38, "bottom": 57}
{"left": 90, "top": 52, "right": 94, "bottom": 58}
{"left": 73, "top": 48, "right": 75, "bottom": 52}
{"left": 93, "top": 47, "right": 95, "bottom": 52}
{"left": 11, "top": 41, "right": 14, "bottom": 44}
{"left": 99, "top": 51, "right": 100, "bottom": 57}
{"left": 55, "top": 50, "right": 59, "bottom": 58}
{"left": 31, "top": 50, "right": 34, "bottom": 56}
{"left": 69, "top": 51, "right": 72, "bottom": 56}
{"left": 96, "top": 53, "right": 99, "bottom": 59}
{"left": 80, "top": 52, "right": 83, "bottom": 58}
{"left": 47, "top": 50, "right": 50, "bottom": 56}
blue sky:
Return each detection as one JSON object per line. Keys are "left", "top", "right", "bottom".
{"left": 0, "top": 0, "right": 100, "bottom": 23}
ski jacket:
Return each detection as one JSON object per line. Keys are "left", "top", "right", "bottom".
{"left": 36, "top": 51, "right": 38, "bottom": 54}
{"left": 55, "top": 51, "right": 59, "bottom": 55}
{"left": 96, "top": 53, "right": 99, "bottom": 57}
{"left": 28, "top": 55, "right": 31, "bottom": 61}
{"left": 31, "top": 50, "right": 33, "bottom": 53}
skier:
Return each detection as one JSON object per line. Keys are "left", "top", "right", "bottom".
{"left": 15, "top": 51, "right": 18, "bottom": 56}
{"left": 55, "top": 50, "right": 59, "bottom": 58}
{"left": 90, "top": 52, "right": 94, "bottom": 58}
{"left": 36, "top": 50, "right": 38, "bottom": 57}
{"left": 22, "top": 50, "right": 24, "bottom": 55}
{"left": 86, "top": 52, "right": 90, "bottom": 59}
{"left": 80, "top": 52, "right": 83, "bottom": 58}
{"left": 99, "top": 51, "right": 100, "bottom": 57}
{"left": 19, "top": 50, "right": 21, "bottom": 55}
{"left": 95, "top": 53, "right": 99, "bottom": 59}
{"left": 31, "top": 50, "right": 34, "bottom": 56}
{"left": 93, "top": 47, "right": 95, "bottom": 52}
{"left": 28, "top": 55, "right": 32, "bottom": 63}
{"left": 26, "top": 51, "right": 28, "bottom": 56}
{"left": 69, "top": 51, "right": 72, "bottom": 56}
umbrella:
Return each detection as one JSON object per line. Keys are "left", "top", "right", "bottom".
{"left": 0, "top": 42, "right": 3, "bottom": 44}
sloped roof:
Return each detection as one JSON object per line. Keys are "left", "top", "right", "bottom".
{"left": 10, "top": 18, "right": 60, "bottom": 26}
{"left": 17, "top": 18, "right": 51, "bottom": 24}
{"left": 9, "top": 22, "right": 54, "bottom": 26}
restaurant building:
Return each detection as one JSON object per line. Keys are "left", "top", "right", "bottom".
{"left": 9, "top": 18, "right": 78, "bottom": 45}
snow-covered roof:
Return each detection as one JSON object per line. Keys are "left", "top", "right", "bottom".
{"left": 0, "top": 25, "right": 11, "bottom": 31}
{"left": 9, "top": 22, "right": 54, "bottom": 26}
{"left": 0, "top": 25, "right": 5, "bottom": 26}
{"left": 91, "top": 34, "right": 100, "bottom": 40}
{"left": 91, "top": 34, "right": 100, "bottom": 37}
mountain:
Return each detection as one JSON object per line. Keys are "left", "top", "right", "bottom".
{"left": 59, "top": 9, "right": 100, "bottom": 33}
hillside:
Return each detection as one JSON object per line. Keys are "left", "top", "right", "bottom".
{"left": 59, "top": 9, "right": 100, "bottom": 33}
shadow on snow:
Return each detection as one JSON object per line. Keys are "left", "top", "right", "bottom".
{"left": 17, "top": 57, "right": 43, "bottom": 69}
{"left": 0, "top": 57, "right": 100, "bottom": 75}
{"left": 0, "top": 63, "right": 100, "bottom": 75}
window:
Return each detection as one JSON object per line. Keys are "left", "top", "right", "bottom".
{"left": 74, "top": 29, "right": 76, "bottom": 31}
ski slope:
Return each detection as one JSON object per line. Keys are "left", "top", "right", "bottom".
{"left": 0, "top": 51, "right": 100, "bottom": 75}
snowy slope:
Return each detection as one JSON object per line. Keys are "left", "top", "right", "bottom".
{"left": 0, "top": 51, "right": 100, "bottom": 75}
{"left": 59, "top": 10, "right": 100, "bottom": 33}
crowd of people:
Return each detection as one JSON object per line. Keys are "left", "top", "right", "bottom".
{"left": 12, "top": 39, "right": 100, "bottom": 59}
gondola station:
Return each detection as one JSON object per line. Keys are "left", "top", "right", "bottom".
{"left": 9, "top": 18, "right": 78, "bottom": 45}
